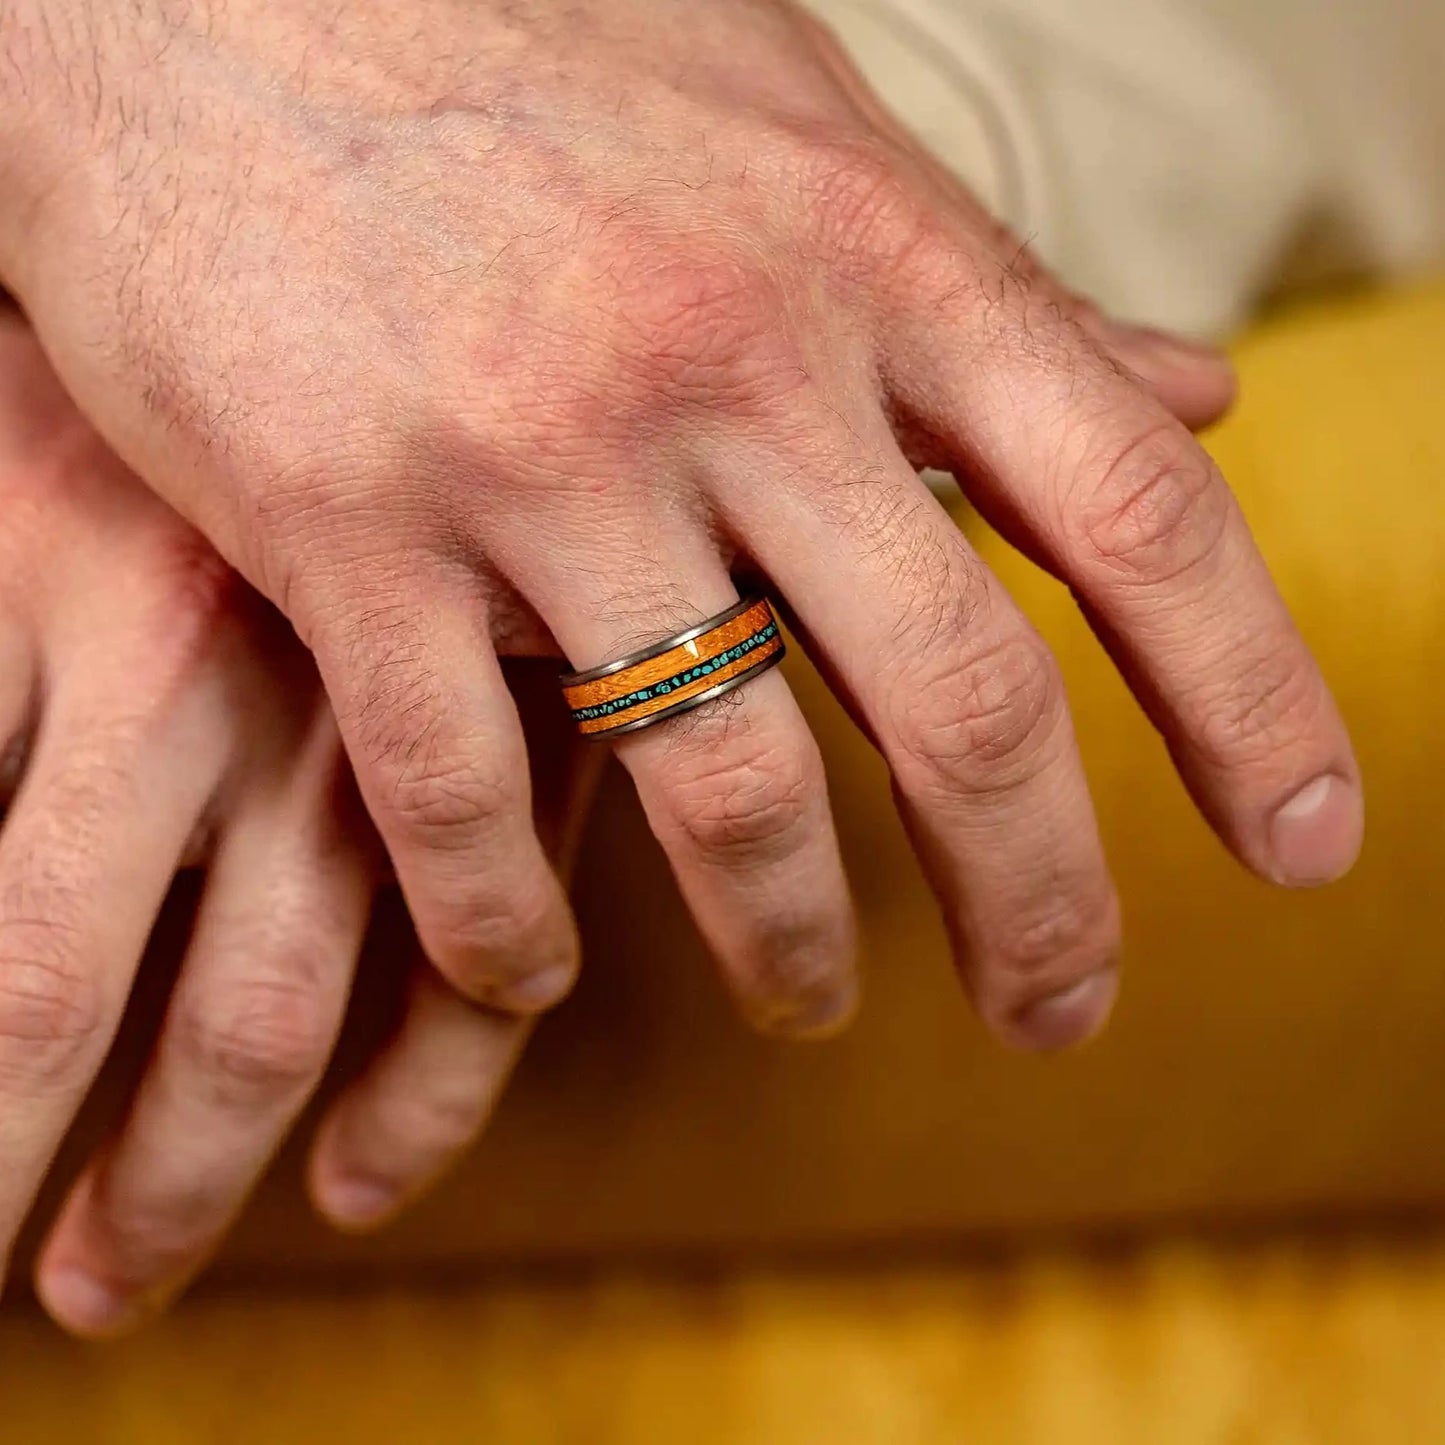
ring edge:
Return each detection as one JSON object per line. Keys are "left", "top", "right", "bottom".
{"left": 560, "top": 596, "right": 765, "bottom": 688}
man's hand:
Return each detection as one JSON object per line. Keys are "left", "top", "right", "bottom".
{"left": 0, "top": 312, "right": 587, "bottom": 1336}
{"left": 0, "top": 0, "right": 1360, "bottom": 1054}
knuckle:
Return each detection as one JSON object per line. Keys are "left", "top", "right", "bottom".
{"left": 0, "top": 922, "right": 105, "bottom": 1088}
{"left": 246, "top": 456, "right": 438, "bottom": 597}
{"left": 595, "top": 242, "right": 804, "bottom": 409}
{"left": 379, "top": 1083, "right": 487, "bottom": 1167}
{"left": 1190, "top": 645, "right": 1326, "bottom": 770}
{"left": 1072, "top": 428, "right": 1231, "bottom": 585}
{"left": 243, "top": 476, "right": 338, "bottom": 596}
{"left": 797, "top": 132, "right": 946, "bottom": 275}
{"left": 388, "top": 752, "right": 520, "bottom": 850}
{"left": 179, "top": 976, "right": 334, "bottom": 1104}
{"left": 656, "top": 734, "right": 820, "bottom": 867}
{"left": 422, "top": 878, "right": 575, "bottom": 1010}
{"left": 92, "top": 1192, "right": 210, "bottom": 1283}
{"left": 343, "top": 646, "right": 522, "bottom": 853}
{"left": 446, "top": 247, "right": 805, "bottom": 480}
{"left": 240, "top": 467, "right": 413, "bottom": 622}
{"left": 890, "top": 632, "right": 1063, "bottom": 797}
{"left": 991, "top": 888, "right": 1121, "bottom": 995}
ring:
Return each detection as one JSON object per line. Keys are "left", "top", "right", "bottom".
{"left": 561, "top": 597, "right": 786, "bottom": 739}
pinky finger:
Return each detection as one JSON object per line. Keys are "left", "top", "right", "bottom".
{"left": 306, "top": 967, "right": 530, "bottom": 1232}
{"left": 309, "top": 657, "right": 596, "bottom": 1233}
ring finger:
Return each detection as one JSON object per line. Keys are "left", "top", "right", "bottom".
{"left": 508, "top": 514, "right": 859, "bottom": 1037}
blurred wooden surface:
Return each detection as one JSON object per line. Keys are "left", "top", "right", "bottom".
{"left": 5, "top": 1231, "right": 1445, "bottom": 1443}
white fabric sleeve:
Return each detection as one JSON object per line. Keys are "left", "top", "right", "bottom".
{"left": 799, "top": 0, "right": 1445, "bottom": 339}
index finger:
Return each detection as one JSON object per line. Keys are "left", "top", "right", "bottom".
{"left": 883, "top": 255, "right": 1362, "bottom": 887}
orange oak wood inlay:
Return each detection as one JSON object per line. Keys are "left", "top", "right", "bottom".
{"left": 563, "top": 600, "right": 782, "bottom": 737}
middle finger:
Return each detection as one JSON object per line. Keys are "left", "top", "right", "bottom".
{"left": 716, "top": 399, "right": 1120, "bottom": 1050}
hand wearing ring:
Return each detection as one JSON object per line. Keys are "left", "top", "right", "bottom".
{"left": 3, "top": 0, "right": 1362, "bottom": 1073}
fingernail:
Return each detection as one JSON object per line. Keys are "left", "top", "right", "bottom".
{"left": 494, "top": 961, "right": 577, "bottom": 1016}
{"left": 1010, "top": 969, "right": 1119, "bottom": 1052}
{"left": 757, "top": 978, "right": 861, "bottom": 1041}
{"left": 1269, "top": 774, "right": 1364, "bottom": 886}
{"left": 40, "top": 1267, "right": 135, "bottom": 1337}
{"left": 321, "top": 1174, "right": 399, "bottom": 1231}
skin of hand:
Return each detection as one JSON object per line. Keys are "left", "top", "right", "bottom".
{"left": 0, "top": 310, "right": 593, "bottom": 1339}
{"left": 0, "top": 4, "right": 1360, "bottom": 1066}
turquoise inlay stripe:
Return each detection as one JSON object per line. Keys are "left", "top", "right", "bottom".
{"left": 569, "top": 622, "right": 780, "bottom": 724}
